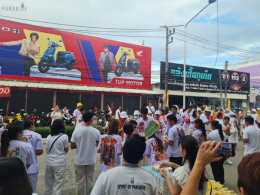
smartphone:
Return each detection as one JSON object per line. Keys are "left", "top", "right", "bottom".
{"left": 214, "top": 143, "right": 235, "bottom": 157}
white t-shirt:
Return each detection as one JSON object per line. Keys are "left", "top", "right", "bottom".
{"left": 168, "top": 124, "right": 184, "bottom": 157}
{"left": 6, "top": 140, "right": 35, "bottom": 169}
{"left": 251, "top": 114, "right": 259, "bottom": 127}
{"left": 91, "top": 162, "right": 158, "bottom": 195}
{"left": 189, "top": 116, "right": 197, "bottom": 130}
{"left": 200, "top": 113, "right": 209, "bottom": 131}
{"left": 154, "top": 119, "right": 166, "bottom": 140}
{"left": 46, "top": 134, "right": 69, "bottom": 166}
{"left": 243, "top": 125, "right": 260, "bottom": 155}
{"left": 136, "top": 117, "right": 154, "bottom": 137}
{"left": 97, "top": 134, "right": 122, "bottom": 172}
{"left": 172, "top": 161, "right": 207, "bottom": 195}
{"left": 76, "top": 114, "right": 84, "bottom": 127}
{"left": 224, "top": 113, "right": 230, "bottom": 119}
{"left": 146, "top": 106, "right": 155, "bottom": 115}
{"left": 207, "top": 129, "right": 226, "bottom": 143}
{"left": 179, "top": 109, "right": 183, "bottom": 116}
{"left": 71, "top": 126, "right": 101, "bottom": 165}
{"left": 144, "top": 137, "right": 168, "bottom": 166}
{"left": 166, "top": 113, "right": 183, "bottom": 134}
{"left": 73, "top": 109, "right": 81, "bottom": 118}
{"left": 22, "top": 130, "right": 44, "bottom": 174}
{"left": 192, "top": 129, "right": 207, "bottom": 145}
{"left": 215, "top": 118, "right": 224, "bottom": 129}
{"left": 115, "top": 109, "right": 120, "bottom": 119}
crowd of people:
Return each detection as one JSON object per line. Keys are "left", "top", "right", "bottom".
{"left": 1, "top": 101, "right": 260, "bottom": 195}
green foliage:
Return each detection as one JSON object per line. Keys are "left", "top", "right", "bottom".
{"left": 35, "top": 125, "right": 105, "bottom": 138}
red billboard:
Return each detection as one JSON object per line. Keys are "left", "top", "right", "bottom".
{"left": 0, "top": 19, "right": 151, "bottom": 89}
{"left": 0, "top": 86, "right": 11, "bottom": 97}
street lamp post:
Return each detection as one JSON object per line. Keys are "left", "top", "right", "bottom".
{"left": 183, "top": 0, "right": 216, "bottom": 109}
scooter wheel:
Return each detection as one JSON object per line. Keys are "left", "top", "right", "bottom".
{"left": 115, "top": 67, "right": 123, "bottom": 77}
{"left": 66, "top": 64, "right": 73, "bottom": 70}
{"left": 38, "top": 60, "right": 50, "bottom": 73}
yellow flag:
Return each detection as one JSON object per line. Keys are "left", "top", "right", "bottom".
{"left": 256, "top": 108, "right": 260, "bottom": 122}
{"left": 166, "top": 90, "right": 169, "bottom": 108}
{"left": 227, "top": 99, "right": 231, "bottom": 110}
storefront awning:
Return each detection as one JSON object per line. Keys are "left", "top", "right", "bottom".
{"left": 0, "top": 80, "right": 159, "bottom": 95}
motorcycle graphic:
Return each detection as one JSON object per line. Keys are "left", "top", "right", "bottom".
{"left": 38, "top": 38, "right": 77, "bottom": 73}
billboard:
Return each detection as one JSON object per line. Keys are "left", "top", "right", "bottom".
{"left": 160, "top": 62, "right": 250, "bottom": 94}
{"left": 0, "top": 19, "right": 151, "bottom": 89}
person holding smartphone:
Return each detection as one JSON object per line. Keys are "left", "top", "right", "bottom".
{"left": 207, "top": 120, "right": 231, "bottom": 184}
{"left": 50, "top": 105, "right": 64, "bottom": 125}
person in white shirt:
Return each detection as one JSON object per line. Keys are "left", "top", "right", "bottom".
{"left": 22, "top": 120, "right": 44, "bottom": 193}
{"left": 115, "top": 105, "right": 121, "bottom": 119}
{"left": 136, "top": 108, "right": 154, "bottom": 138}
{"left": 45, "top": 119, "right": 69, "bottom": 195}
{"left": 243, "top": 116, "right": 260, "bottom": 156}
{"left": 179, "top": 106, "right": 183, "bottom": 116}
{"left": 0, "top": 121, "right": 35, "bottom": 169}
{"left": 165, "top": 114, "right": 185, "bottom": 171}
{"left": 154, "top": 110, "right": 166, "bottom": 140}
{"left": 251, "top": 109, "right": 259, "bottom": 127}
{"left": 224, "top": 108, "right": 230, "bottom": 118}
{"left": 229, "top": 112, "right": 239, "bottom": 148}
{"left": 50, "top": 105, "right": 64, "bottom": 125}
{"left": 182, "top": 106, "right": 192, "bottom": 135}
{"left": 200, "top": 107, "right": 211, "bottom": 131}
{"left": 63, "top": 107, "right": 69, "bottom": 117}
{"left": 75, "top": 108, "right": 85, "bottom": 130}
{"left": 215, "top": 112, "right": 224, "bottom": 128}
{"left": 192, "top": 119, "right": 207, "bottom": 145}
{"left": 92, "top": 134, "right": 158, "bottom": 195}
{"left": 71, "top": 111, "right": 101, "bottom": 195}
{"left": 146, "top": 101, "right": 155, "bottom": 117}
{"left": 207, "top": 120, "right": 231, "bottom": 184}
{"left": 73, "top": 102, "right": 83, "bottom": 126}
{"left": 159, "top": 136, "right": 208, "bottom": 195}
{"left": 97, "top": 119, "right": 122, "bottom": 171}
{"left": 189, "top": 110, "right": 198, "bottom": 132}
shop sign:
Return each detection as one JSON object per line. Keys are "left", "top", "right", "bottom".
{"left": 160, "top": 62, "right": 250, "bottom": 94}
{"left": 0, "top": 86, "right": 11, "bottom": 97}
{"left": 249, "top": 94, "right": 256, "bottom": 103}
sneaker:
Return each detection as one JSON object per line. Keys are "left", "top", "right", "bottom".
{"left": 225, "top": 159, "right": 232, "bottom": 165}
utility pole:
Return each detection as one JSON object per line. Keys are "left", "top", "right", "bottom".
{"left": 160, "top": 26, "right": 174, "bottom": 108}
{"left": 219, "top": 69, "right": 223, "bottom": 110}
{"left": 224, "top": 60, "right": 228, "bottom": 108}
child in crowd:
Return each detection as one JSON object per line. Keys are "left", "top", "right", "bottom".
{"left": 192, "top": 119, "right": 207, "bottom": 145}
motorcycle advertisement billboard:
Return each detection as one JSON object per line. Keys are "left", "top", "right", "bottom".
{"left": 160, "top": 62, "right": 250, "bottom": 94}
{"left": 0, "top": 19, "right": 152, "bottom": 89}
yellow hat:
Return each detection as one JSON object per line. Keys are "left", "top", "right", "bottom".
{"left": 77, "top": 103, "right": 83, "bottom": 107}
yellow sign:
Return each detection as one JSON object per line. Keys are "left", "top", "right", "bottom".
{"left": 115, "top": 47, "right": 136, "bottom": 68}
{"left": 23, "top": 29, "right": 66, "bottom": 64}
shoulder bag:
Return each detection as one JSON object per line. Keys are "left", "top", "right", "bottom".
{"left": 49, "top": 134, "right": 63, "bottom": 153}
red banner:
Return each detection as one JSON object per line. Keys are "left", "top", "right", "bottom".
{"left": 0, "top": 86, "right": 11, "bottom": 97}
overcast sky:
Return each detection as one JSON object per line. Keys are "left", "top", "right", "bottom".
{"left": 1, "top": 0, "right": 260, "bottom": 83}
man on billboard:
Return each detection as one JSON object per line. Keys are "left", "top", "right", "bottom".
{"left": 0, "top": 32, "right": 40, "bottom": 76}
{"left": 99, "top": 45, "right": 115, "bottom": 83}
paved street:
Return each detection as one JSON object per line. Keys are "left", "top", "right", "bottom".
{"left": 36, "top": 141, "right": 244, "bottom": 195}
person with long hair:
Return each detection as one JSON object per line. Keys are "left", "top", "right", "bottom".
{"left": 145, "top": 128, "right": 168, "bottom": 166}
{"left": 192, "top": 119, "right": 207, "bottom": 145}
{"left": 0, "top": 121, "right": 34, "bottom": 169}
{"left": 159, "top": 136, "right": 208, "bottom": 195}
{"left": 215, "top": 112, "right": 224, "bottom": 127}
{"left": 207, "top": 120, "right": 230, "bottom": 184}
{"left": 97, "top": 118, "right": 122, "bottom": 171}
{"left": 22, "top": 119, "right": 44, "bottom": 193}
{"left": 0, "top": 157, "right": 33, "bottom": 195}
{"left": 45, "top": 119, "right": 69, "bottom": 195}
{"left": 189, "top": 110, "right": 197, "bottom": 132}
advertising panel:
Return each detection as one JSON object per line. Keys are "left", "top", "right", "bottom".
{"left": 160, "top": 62, "right": 250, "bottom": 94}
{"left": 0, "top": 19, "right": 151, "bottom": 89}
{"left": 0, "top": 86, "right": 11, "bottom": 97}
